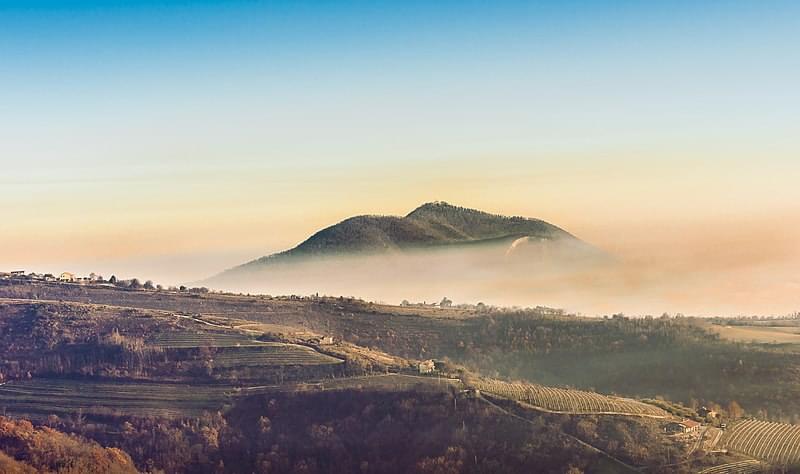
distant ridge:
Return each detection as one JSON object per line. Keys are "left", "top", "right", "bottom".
{"left": 207, "top": 202, "right": 591, "bottom": 281}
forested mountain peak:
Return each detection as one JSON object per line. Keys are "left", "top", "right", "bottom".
{"left": 241, "top": 202, "right": 577, "bottom": 265}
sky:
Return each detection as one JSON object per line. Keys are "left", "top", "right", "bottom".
{"left": 1, "top": 1, "right": 799, "bottom": 313}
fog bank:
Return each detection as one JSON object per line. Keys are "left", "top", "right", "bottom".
{"left": 207, "top": 236, "right": 800, "bottom": 316}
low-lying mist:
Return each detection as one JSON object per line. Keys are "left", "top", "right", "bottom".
{"left": 208, "top": 236, "right": 800, "bottom": 316}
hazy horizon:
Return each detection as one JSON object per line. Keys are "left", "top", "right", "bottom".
{"left": 2, "top": 1, "right": 799, "bottom": 315}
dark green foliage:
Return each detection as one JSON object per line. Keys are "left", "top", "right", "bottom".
{"left": 239, "top": 201, "right": 576, "bottom": 264}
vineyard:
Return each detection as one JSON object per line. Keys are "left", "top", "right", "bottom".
{"left": 321, "top": 374, "right": 460, "bottom": 391}
{"left": 212, "top": 345, "right": 344, "bottom": 367}
{"left": 237, "top": 374, "right": 461, "bottom": 396}
{"left": 472, "top": 379, "right": 667, "bottom": 417}
{"left": 0, "top": 379, "right": 231, "bottom": 419}
{"left": 148, "top": 331, "right": 266, "bottom": 348}
{"left": 698, "top": 460, "right": 764, "bottom": 474}
{"left": 719, "top": 419, "right": 800, "bottom": 464}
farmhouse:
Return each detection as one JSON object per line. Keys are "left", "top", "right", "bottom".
{"left": 59, "top": 272, "right": 76, "bottom": 282}
{"left": 665, "top": 419, "right": 702, "bottom": 434}
{"left": 418, "top": 359, "right": 436, "bottom": 374}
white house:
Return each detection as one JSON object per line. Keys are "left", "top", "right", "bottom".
{"left": 418, "top": 359, "right": 436, "bottom": 374}
{"left": 665, "top": 419, "right": 702, "bottom": 434}
{"left": 59, "top": 272, "right": 76, "bottom": 282}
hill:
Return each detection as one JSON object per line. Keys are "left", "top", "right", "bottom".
{"left": 204, "top": 202, "right": 602, "bottom": 292}
{"left": 244, "top": 201, "right": 578, "bottom": 260}
{"left": 296, "top": 201, "right": 575, "bottom": 253}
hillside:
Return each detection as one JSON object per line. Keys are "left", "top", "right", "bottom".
{"left": 264, "top": 202, "right": 576, "bottom": 257}
{"left": 0, "top": 417, "right": 136, "bottom": 474}
{"left": 0, "top": 280, "right": 792, "bottom": 472}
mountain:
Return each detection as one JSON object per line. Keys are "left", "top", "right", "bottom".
{"left": 234, "top": 201, "right": 581, "bottom": 265}
{"left": 200, "top": 201, "right": 604, "bottom": 300}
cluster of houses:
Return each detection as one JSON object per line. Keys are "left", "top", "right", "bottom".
{"left": 401, "top": 298, "right": 488, "bottom": 311}
{"left": 0, "top": 270, "right": 104, "bottom": 284}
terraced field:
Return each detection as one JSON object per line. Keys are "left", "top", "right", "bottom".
{"left": 148, "top": 331, "right": 266, "bottom": 348}
{"left": 720, "top": 419, "right": 800, "bottom": 464}
{"left": 212, "top": 345, "right": 344, "bottom": 367}
{"left": 321, "top": 374, "right": 460, "bottom": 391}
{"left": 0, "top": 379, "right": 231, "bottom": 419}
{"left": 698, "top": 460, "right": 764, "bottom": 474}
{"left": 473, "top": 379, "right": 667, "bottom": 417}
{"left": 238, "top": 374, "right": 461, "bottom": 396}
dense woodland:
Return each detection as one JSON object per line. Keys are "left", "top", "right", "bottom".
{"left": 43, "top": 389, "right": 628, "bottom": 474}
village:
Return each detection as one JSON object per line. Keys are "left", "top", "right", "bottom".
{"left": 0, "top": 270, "right": 210, "bottom": 293}
{"left": 0, "top": 270, "right": 104, "bottom": 284}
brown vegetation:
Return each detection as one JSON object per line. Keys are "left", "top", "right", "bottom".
{"left": 0, "top": 416, "right": 136, "bottom": 473}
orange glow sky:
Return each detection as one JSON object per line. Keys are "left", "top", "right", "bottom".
{"left": 1, "top": 1, "right": 798, "bottom": 315}
{"left": 4, "top": 154, "right": 799, "bottom": 316}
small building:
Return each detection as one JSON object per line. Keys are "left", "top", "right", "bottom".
{"left": 698, "top": 406, "right": 718, "bottom": 419}
{"left": 665, "top": 419, "right": 702, "bottom": 434}
{"left": 10, "top": 270, "right": 25, "bottom": 277}
{"left": 310, "top": 335, "right": 335, "bottom": 345}
{"left": 464, "top": 388, "right": 481, "bottom": 399}
{"left": 418, "top": 359, "right": 436, "bottom": 375}
{"left": 43, "top": 274, "right": 56, "bottom": 282}
{"left": 59, "top": 272, "right": 75, "bottom": 282}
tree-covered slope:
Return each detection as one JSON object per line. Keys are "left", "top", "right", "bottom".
{"left": 216, "top": 201, "right": 583, "bottom": 273}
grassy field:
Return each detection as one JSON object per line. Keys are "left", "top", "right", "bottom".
{"left": 0, "top": 379, "right": 232, "bottom": 419}
{"left": 707, "top": 323, "right": 800, "bottom": 345}
{"left": 212, "top": 345, "right": 344, "bottom": 367}
{"left": 0, "top": 375, "right": 454, "bottom": 420}
{"left": 236, "top": 374, "right": 461, "bottom": 396}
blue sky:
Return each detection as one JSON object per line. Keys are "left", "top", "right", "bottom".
{"left": 2, "top": 0, "right": 798, "bottom": 175}
{"left": 1, "top": 0, "right": 799, "bottom": 291}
